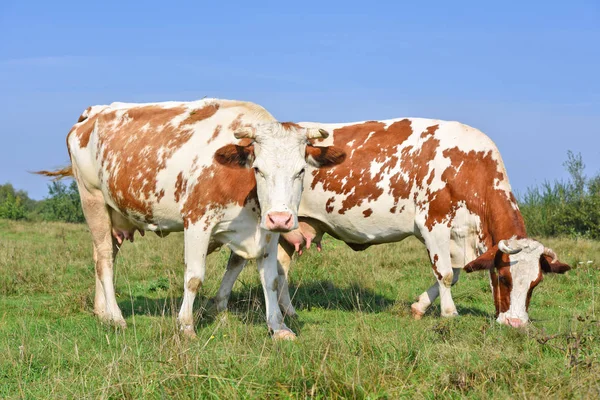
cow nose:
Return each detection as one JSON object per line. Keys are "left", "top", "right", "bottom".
{"left": 505, "top": 317, "right": 526, "bottom": 328}
{"left": 266, "top": 211, "right": 294, "bottom": 231}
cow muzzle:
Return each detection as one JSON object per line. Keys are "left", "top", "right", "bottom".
{"left": 265, "top": 211, "right": 295, "bottom": 232}
{"left": 506, "top": 318, "right": 527, "bottom": 328}
{"left": 497, "top": 314, "right": 529, "bottom": 328}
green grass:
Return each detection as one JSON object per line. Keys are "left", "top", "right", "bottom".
{"left": 1, "top": 219, "right": 599, "bottom": 399}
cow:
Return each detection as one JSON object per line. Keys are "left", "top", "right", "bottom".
{"left": 213, "top": 118, "right": 571, "bottom": 328}
{"left": 37, "top": 99, "right": 345, "bottom": 339}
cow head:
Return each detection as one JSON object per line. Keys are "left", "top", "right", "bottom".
{"left": 215, "top": 122, "right": 345, "bottom": 232}
{"left": 464, "top": 238, "right": 570, "bottom": 327}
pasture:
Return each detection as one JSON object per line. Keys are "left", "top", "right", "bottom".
{"left": 1, "top": 219, "right": 599, "bottom": 398}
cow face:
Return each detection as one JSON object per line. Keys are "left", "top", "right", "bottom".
{"left": 215, "top": 123, "right": 345, "bottom": 232}
{"left": 464, "top": 238, "right": 570, "bottom": 327}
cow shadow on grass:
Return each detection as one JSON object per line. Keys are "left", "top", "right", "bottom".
{"left": 424, "top": 304, "right": 491, "bottom": 319}
{"left": 117, "top": 279, "right": 491, "bottom": 331}
{"left": 118, "top": 294, "right": 225, "bottom": 330}
{"left": 117, "top": 280, "right": 395, "bottom": 332}
{"left": 284, "top": 280, "right": 396, "bottom": 313}
{"left": 118, "top": 294, "right": 237, "bottom": 333}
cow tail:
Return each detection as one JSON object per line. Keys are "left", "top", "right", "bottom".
{"left": 33, "top": 165, "right": 73, "bottom": 181}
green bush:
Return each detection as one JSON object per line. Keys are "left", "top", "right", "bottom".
{"left": 519, "top": 152, "right": 600, "bottom": 239}
{"left": 0, "top": 191, "right": 26, "bottom": 220}
{"left": 0, "top": 181, "right": 85, "bottom": 224}
{"left": 39, "top": 181, "right": 85, "bottom": 223}
{"left": 0, "top": 183, "right": 30, "bottom": 220}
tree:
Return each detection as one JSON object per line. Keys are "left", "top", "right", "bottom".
{"left": 0, "top": 183, "right": 33, "bottom": 220}
{"left": 40, "top": 180, "right": 85, "bottom": 223}
{"left": 0, "top": 190, "right": 26, "bottom": 220}
{"left": 563, "top": 150, "right": 586, "bottom": 199}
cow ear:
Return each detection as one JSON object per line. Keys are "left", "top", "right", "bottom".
{"left": 306, "top": 146, "right": 346, "bottom": 168}
{"left": 540, "top": 255, "right": 571, "bottom": 274}
{"left": 464, "top": 248, "right": 497, "bottom": 273}
{"left": 214, "top": 144, "right": 254, "bottom": 168}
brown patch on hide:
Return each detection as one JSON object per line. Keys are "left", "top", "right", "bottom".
{"left": 182, "top": 104, "right": 220, "bottom": 125}
{"left": 526, "top": 269, "right": 543, "bottom": 311}
{"left": 281, "top": 122, "right": 303, "bottom": 130}
{"left": 156, "top": 189, "right": 165, "bottom": 202}
{"left": 325, "top": 197, "right": 335, "bottom": 213}
{"left": 78, "top": 107, "right": 92, "bottom": 122}
{"left": 467, "top": 247, "right": 514, "bottom": 316}
{"left": 174, "top": 171, "right": 188, "bottom": 203}
{"left": 306, "top": 146, "right": 346, "bottom": 167}
{"left": 490, "top": 252, "right": 513, "bottom": 316}
{"left": 229, "top": 113, "right": 244, "bottom": 131}
{"left": 423, "top": 146, "right": 526, "bottom": 244}
{"left": 94, "top": 105, "right": 193, "bottom": 219}
{"left": 420, "top": 124, "right": 439, "bottom": 138}
{"left": 430, "top": 253, "right": 442, "bottom": 281}
{"left": 69, "top": 107, "right": 101, "bottom": 149}
{"left": 182, "top": 164, "right": 257, "bottom": 229}
{"left": 208, "top": 125, "right": 222, "bottom": 144}
{"left": 310, "top": 119, "right": 414, "bottom": 214}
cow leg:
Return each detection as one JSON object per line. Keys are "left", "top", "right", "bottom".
{"left": 213, "top": 242, "right": 298, "bottom": 318}
{"left": 414, "top": 229, "right": 477, "bottom": 316}
{"left": 412, "top": 225, "right": 477, "bottom": 318}
{"left": 412, "top": 228, "right": 458, "bottom": 319}
{"left": 214, "top": 252, "right": 247, "bottom": 312}
{"left": 178, "top": 223, "right": 212, "bottom": 338}
{"left": 258, "top": 237, "right": 295, "bottom": 340}
{"left": 92, "top": 239, "right": 121, "bottom": 318}
{"left": 92, "top": 246, "right": 106, "bottom": 317}
{"left": 411, "top": 268, "right": 461, "bottom": 319}
{"left": 78, "top": 185, "right": 126, "bottom": 327}
{"left": 276, "top": 241, "right": 297, "bottom": 318}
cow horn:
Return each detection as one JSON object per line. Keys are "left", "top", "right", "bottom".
{"left": 306, "top": 128, "right": 329, "bottom": 140}
{"left": 498, "top": 240, "right": 523, "bottom": 255}
{"left": 542, "top": 247, "right": 558, "bottom": 263}
{"left": 234, "top": 127, "right": 255, "bottom": 140}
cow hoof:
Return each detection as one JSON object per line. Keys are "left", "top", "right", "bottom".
{"left": 205, "top": 298, "right": 225, "bottom": 316}
{"left": 272, "top": 329, "right": 296, "bottom": 341}
{"left": 181, "top": 326, "right": 197, "bottom": 339}
{"left": 411, "top": 304, "right": 425, "bottom": 320}
{"left": 215, "top": 299, "right": 229, "bottom": 314}
{"left": 114, "top": 318, "right": 127, "bottom": 329}
{"left": 99, "top": 314, "right": 127, "bottom": 329}
{"left": 441, "top": 311, "right": 459, "bottom": 318}
{"left": 94, "top": 308, "right": 108, "bottom": 320}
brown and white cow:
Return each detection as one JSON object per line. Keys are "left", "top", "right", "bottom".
{"left": 214, "top": 118, "right": 571, "bottom": 327}
{"left": 37, "top": 99, "right": 345, "bottom": 339}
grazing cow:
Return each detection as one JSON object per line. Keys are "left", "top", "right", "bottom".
{"left": 37, "top": 99, "right": 345, "bottom": 339}
{"left": 214, "top": 118, "right": 571, "bottom": 327}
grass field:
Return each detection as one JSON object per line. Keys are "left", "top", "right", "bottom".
{"left": 0, "top": 219, "right": 599, "bottom": 399}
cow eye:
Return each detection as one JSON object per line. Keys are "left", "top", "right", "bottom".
{"left": 296, "top": 168, "right": 305, "bottom": 178}
{"left": 253, "top": 167, "right": 264, "bottom": 177}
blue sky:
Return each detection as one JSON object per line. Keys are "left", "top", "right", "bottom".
{"left": 1, "top": 0, "right": 598, "bottom": 199}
